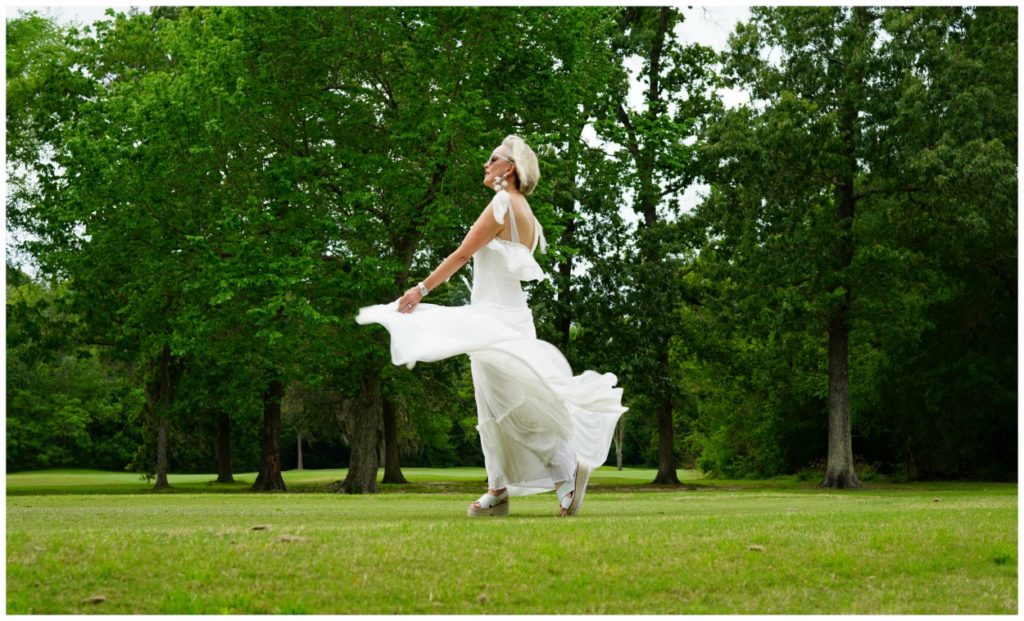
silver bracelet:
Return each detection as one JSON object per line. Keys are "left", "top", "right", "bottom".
{"left": 416, "top": 282, "right": 429, "bottom": 297}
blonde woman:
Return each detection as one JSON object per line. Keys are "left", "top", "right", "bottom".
{"left": 357, "top": 135, "right": 625, "bottom": 517}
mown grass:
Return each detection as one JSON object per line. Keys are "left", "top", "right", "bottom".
{"left": 5, "top": 468, "right": 1017, "bottom": 614}
{"left": 5, "top": 466, "right": 709, "bottom": 495}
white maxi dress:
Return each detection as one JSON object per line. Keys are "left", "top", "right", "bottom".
{"left": 356, "top": 191, "right": 626, "bottom": 496}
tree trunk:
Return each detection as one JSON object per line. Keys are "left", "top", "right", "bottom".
{"left": 823, "top": 307, "right": 860, "bottom": 488}
{"left": 634, "top": 7, "right": 681, "bottom": 487}
{"left": 555, "top": 188, "right": 577, "bottom": 355}
{"left": 821, "top": 205, "right": 861, "bottom": 489}
{"left": 904, "top": 437, "right": 917, "bottom": 480}
{"left": 381, "top": 396, "right": 407, "bottom": 484}
{"left": 215, "top": 410, "right": 233, "bottom": 483}
{"left": 155, "top": 417, "right": 170, "bottom": 489}
{"left": 614, "top": 414, "right": 625, "bottom": 471}
{"left": 341, "top": 373, "right": 383, "bottom": 494}
{"left": 557, "top": 252, "right": 573, "bottom": 355}
{"left": 296, "top": 432, "right": 304, "bottom": 471}
{"left": 652, "top": 397, "right": 681, "bottom": 484}
{"left": 252, "top": 378, "right": 287, "bottom": 491}
{"left": 821, "top": 12, "right": 867, "bottom": 488}
{"left": 153, "top": 344, "right": 171, "bottom": 490}
{"left": 822, "top": 192, "right": 859, "bottom": 488}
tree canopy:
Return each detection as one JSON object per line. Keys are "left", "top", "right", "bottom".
{"left": 7, "top": 6, "right": 1016, "bottom": 487}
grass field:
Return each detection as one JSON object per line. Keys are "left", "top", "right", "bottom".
{"left": 6, "top": 468, "right": 1018, "bottom": 614}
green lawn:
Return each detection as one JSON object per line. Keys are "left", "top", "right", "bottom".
{"left": 6, "top": 468, "right": 1017, "bottom": 614}
{"left": 4, "top": 466, "right": 708, "bottom": 495}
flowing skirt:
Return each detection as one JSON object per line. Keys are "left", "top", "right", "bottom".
{"left": 356, "top": 300, "right": 626, "bottom": 496}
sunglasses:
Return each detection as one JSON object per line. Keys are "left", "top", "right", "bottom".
{"left": 484, "top": 153, "right": 514, "bottom": 168}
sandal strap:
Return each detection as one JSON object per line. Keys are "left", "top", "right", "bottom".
{"left": 475, "top": 490, "right": 508, "bottom": 509}
{"left": 556, "top": 462, "right": 582, "bottom": 509}
{"left": 555, "top": 481, "right": 573, "bottom": 508}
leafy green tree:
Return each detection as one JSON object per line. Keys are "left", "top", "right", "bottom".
{"left": 330, "top": 7, "right": 636, "bottom": 492}
{"left": 691, "top": 6, "right": 1016, "bottom": 483}
{"left": 10, "top": 8, "right": 279, "bottom": 488}
{"left": 579, "top": 7, "right": 718, "bottom": 483}
{"left": 853, "top": 7, "right": 1017, "bottom": 478}
{"left": 7, "top": 266, "right": 145, "bottom": 472}
{"left": 9, "top": 10, "right": 172, "bottom": 488}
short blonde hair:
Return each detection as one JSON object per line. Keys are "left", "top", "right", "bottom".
{"left": 501, "top": 135, "right": 540, "bottom": 195}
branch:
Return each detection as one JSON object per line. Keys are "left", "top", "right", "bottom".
{"left": 584, "top": 145, "right": 614, "bottom": 160}
{"left": 906, "top": 190, "right": 929, "bottom": 208}
{"left": 411, "top": 162, "right": 449, "bottom": 225}
{"left": 615, "top": 104, "right": 642, "bottom": 162}
{"left": 647, "top": 7, "right": 670, "bottom": 108}
{"left": 318, "top": 175, "right": 388, "bottom": 223}
{"left": 659, "top": 181, "right": 689, "bottom": 198}
{"left": 853, "top": 185, "right": 926, "bottom": 201}
{"left": 379, "top": 77, "right": 398, "bottom": 111}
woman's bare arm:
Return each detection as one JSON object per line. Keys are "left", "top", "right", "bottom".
{"left": 397, "top": 201, "right": 503, "bottom": 313}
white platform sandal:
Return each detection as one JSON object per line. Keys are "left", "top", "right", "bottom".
{"left": 467, "top": 489, "right": 509, "bottom": 517}
{"left": 556, "top": 462, "right": 592, "bottom": 517}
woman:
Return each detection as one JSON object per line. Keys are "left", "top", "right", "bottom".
{"left": 356, "top": 135, "right": 625, "bottom": 517}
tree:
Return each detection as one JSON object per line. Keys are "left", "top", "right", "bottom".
{"left": 583, "top": 7, "right": 718, "bottom": 483}
{"left": 332, "top": 7, "right": 635, "bottom": 492}
{"left": 6, "top": 266, "right": 145, "bottom": 472}
{"left": 853, "top": 7, "right": 1017, "bottom": 478}
{"left": 692, "top": 6, "right": 1016, "bottom": 483}
{"left": 8, "top": 7, "right": 321, "bottom": 490}
{"left": 9, "top": 9, "right": 187, "bottom": 489}
{"left": 701, "top": 8, "right": 885, "bottom": 487}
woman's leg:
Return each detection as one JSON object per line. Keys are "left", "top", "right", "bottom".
{"left": 547, "top": 436, "right": 577, "bottom": 487}
{"left": 471, "top": 421, "right": 508, "bottom": 513}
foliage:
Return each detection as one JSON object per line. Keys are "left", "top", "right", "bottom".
{"left": 685, "top": 6, "right": 1016, "bottom": 479}
{"left": 5, "top": 7, "right": 1016, "bottom": 481}
{"left": 6, "top": 266, "right": 145, "bottom": 471}
{"left": 571, "top": 8, "right": 720, "bottom": 479}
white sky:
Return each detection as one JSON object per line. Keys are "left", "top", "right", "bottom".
{"left": 8, "top": 3, "right": 751, "bottom": 34}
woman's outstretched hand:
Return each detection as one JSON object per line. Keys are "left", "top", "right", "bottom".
{"left": 397, "top": 287, "right": 423, "bottom": 314}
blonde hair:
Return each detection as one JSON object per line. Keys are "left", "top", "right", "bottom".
{"left": 501, "top": 135, "right": 540, "bottom": 195}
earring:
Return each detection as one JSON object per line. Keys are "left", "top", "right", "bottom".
{"left": 492, "top": 175, "right": 508, "bottom": 192}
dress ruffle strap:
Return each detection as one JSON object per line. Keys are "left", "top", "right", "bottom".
{"left": 535, "top": 221, "right": 548, "bottom": 254}
{"left": 490, "top": 190, "right": 512, "bottom": 225}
